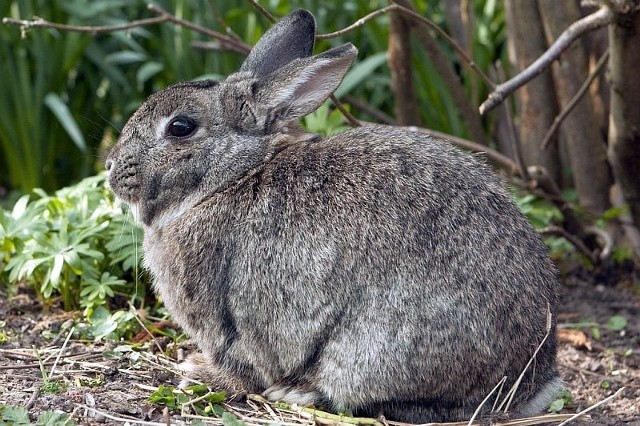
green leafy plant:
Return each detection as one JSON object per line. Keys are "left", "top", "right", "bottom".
{"left": 0, "top": 173, "right": 147, "bottom": 338}
{"left": 547, "top": 389, "right": 573, "bottom": 413}
{"left": 0, "top": 405, "right": 76, "bottom": 426}
{"left": 149, "top": 384, "right": 227, "bottom": 417}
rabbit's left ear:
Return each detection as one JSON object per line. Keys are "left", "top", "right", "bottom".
{"left": 255, "top": 43, "right": 357, "bottom": 122}
{"left": 240, "top": 9, "right": 316, "bottom": 76}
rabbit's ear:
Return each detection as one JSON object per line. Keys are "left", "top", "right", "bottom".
{"left": 240, "top": 9, "right": 316, "bottom": 76}
{"left": 258, "top": 43, "right": 357, "bottom": 122}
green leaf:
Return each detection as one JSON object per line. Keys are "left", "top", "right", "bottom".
{"left": 36, "top": 410, "right": 76, "bottom": 426}
{"left": 137, "top": 61, "right": 164, "bottom": 87}
{"left": 547, "top": 397, "right": 565, "bottom": 413}
{"left": 44, "top": 93, "right": 87, "bottom": 153}
{"left": 49, "top": 254, "right": 65, "bottom": 287}
{"left": 606, "top": 315, "right": 627, "bottom": 332}
{"left": 1, "top": 405, "right": 30, "bottom": 425}
{"left": 222, "top": 411, "right": 244, "bottom": 426}
{"left": 105, "top": 50, "right": 148, "bottom": 65}
{"left": 334, "top": 52, "right": 388, "bottom": 98}
{"left": 10, "top": 195, "right": 30, "bottom": 218}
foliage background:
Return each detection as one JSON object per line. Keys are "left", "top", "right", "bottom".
{"left": 0, "top": 0, "right": 504, "bottom": 195}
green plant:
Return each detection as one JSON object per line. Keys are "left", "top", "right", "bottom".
{"left": 547, "top": 389, "right": 572, "bottom": 413}
{"left": 0, "top": 405, "right": 76, "bottom": 426}
{"left": 149, "top": 384, "right": 226, "bottom": 417}
{"left": 32, "top": 346, "right": 65, "bottom": 395}
{"left": 1, "top": 173, "right": 146, "bottom": 324}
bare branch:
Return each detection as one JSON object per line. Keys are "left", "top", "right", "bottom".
{"left": 2, "top": 3, "right": 251, "bottom": 55}
{"left": 317, "top": 5, "right": 400, "bottom": 39}
{"left": 247, "top": 0, "right": 277, "bottom": 23}
{"left": 2, "top": 15, "right": 169, "bottom": 35}
{"left": 541, "top": 49, "right": 609, "bottom": 150}
{"left": 343, "top": 96, "right": 395, "bottom": 125}
{"left": 479, "top": 6, "right": 614, "bottom": 115}
{"left": 147, "top": 3, "right": 250, "bottom": 54}
{"left": 540, "top": 226, "right": 599, "bottom": 263}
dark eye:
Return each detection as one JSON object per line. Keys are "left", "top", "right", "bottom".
{"left": 167, "top": 117, "right": 197, "bottom": 138}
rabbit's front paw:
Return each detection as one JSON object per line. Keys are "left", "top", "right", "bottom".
{"left": 263, "top": 384, "right": 322, "bottom": 407}
{"left": 178, "top": 352, "right": 244, "bottom": 392}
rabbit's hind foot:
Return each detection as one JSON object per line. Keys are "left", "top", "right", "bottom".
{"left": 263, "top": 383, "right": 325, "bottom": 408}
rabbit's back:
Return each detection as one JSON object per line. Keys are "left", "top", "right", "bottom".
{"left": 146, "top": 124, "right": 559, "bottom": 421}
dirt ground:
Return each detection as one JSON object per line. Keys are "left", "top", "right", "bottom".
{"left": 0, "top": 263, "right": 639, "bottom": 425}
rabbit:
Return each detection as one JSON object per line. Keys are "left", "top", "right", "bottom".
{"left": 106, "top": 9, "right": 562, "bottom": 423}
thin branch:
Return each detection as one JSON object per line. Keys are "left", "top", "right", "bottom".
{"left": 541, "top": 49, "right": 609, "bottom": 150}
{"left": 540, "top": 226, "right": 599, "bottom": 263}
{"left": 331, "top": 95, "right": 361, "bottom": 127}
{"left": 479, "top": 6, "right": 614, "bottom": 115}
{"left": 402, "top": 125, "right": 519, "bottom": 174}
{"left": 556, "top": 387, "right": 625, "bottom": 426}
{"left": 1, "top": 15, "right": 169, "bottom": 35}
{"left": 344, "top": 95, "right": 395, "bottom": 124}
{"left": 147, "top": 3, "right": 250, "bottom": 54}
{"left": 2, "top": 3, "right": 251, "bottom": 55}
{"left": 247, "top": 0, "right": 277, "bottom": 23}
{"left": 317, "top": 5, "right": 400, "bottom": 39}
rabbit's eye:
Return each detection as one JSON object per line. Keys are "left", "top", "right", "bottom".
{"left": 167, "top": 117, "right": 197, "bottom": 138}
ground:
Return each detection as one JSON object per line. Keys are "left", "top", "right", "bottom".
{"left": 0, "top": 264, "right": 639, "bottom": 425}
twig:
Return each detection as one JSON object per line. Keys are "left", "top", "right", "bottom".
{"left": 541, "top": 49, "right": 609, "bottom": 150}
{"left": 479, "top": 6, "right": 614, "bottom": 114}
{"left": 2, "top": 4, "right": 250, "bottom": 55}
{"left": 247, "top": 0, "right": 277, "bottom": 23}
{"left": 147, "top": 3, "right": 250, "bottom": 54}
{"left": 25, "top": 387, "right": 40, "bottom": 410}
{"left": 317, "top": 5, "right": 400, "bottom": 39}
{"left": 556, "top": 387, "right": 625, "bottom": 426}
{"left": 496, "top": 308, "right": 553, "bottom": 413}
{"left": 49, "top": 325, "right": 75, "bottom": 378}
{"left": 331, "top": 95, "right": 361, "bottom": 127}
{"left": 540, "top": 226, "right": 599, "bottom": 263}
{"left": 75, "top": 404, "right": 168, "bottom": 426}
{"left": 405, "top": 126, "right": 519, "bottom": 174}
{"left": 344, "top": 95, "right": 395, "bottom": 124}
{"left": 467, "top": 377, "right": 507, "bottom": 426}
{"left": 1, "top": 15, "right": 169, "bottom": 35}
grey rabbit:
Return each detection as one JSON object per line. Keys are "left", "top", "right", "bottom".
{"left": 106, "top": 9, "right": 562, "bottom": 423}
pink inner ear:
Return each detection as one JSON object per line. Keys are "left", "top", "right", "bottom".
{"left": 262, "top": 46, "right": 356, "bottom": 122}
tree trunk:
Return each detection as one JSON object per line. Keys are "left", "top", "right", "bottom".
{"left": 505, "top": 0, "right": 562, "bottom": 185}
{"left": 538, "top": 0, "right": 612, "bottom": 216}
{"left": 608, "top": 8, "right": 640, "bottom": 255}
{"left": 389, "top": 8, "right": 421, "bottom": 126}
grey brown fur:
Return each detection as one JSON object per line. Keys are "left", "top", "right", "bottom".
{"left": 106, "top": 9, "right": 561, "bottom": 422}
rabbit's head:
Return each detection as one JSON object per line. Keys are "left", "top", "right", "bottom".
{"left": 106, "top": 10, "right": 357, "bottom": 226}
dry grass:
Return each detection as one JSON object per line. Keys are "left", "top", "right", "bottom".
{"left": 0, "top": 330, "right": 625, "bottom": 426}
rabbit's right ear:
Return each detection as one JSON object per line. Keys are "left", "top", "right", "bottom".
{"left": 255, "top": 43, "right": 357, "bottom": 123}
{"left": 240, "top": 9, "right": 316, "bottom": 77}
